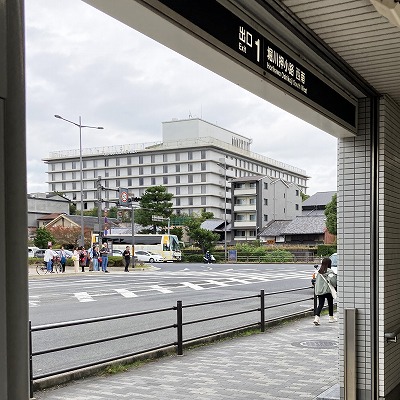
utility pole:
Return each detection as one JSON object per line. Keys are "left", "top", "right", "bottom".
{"left": 97, "top": 176, "right": 103, "bottom": 244}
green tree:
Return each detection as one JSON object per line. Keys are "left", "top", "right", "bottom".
{"left": 325, "top": 193, "right": 337, "bottom": 235}
{"left": 69, "top": 203, "right": 77, "bottom": 215}
{"left": 135, "top": 186, "right": 173, "bottom": 233}
{"left": 34, "top": 227, "right": 55, "bottom": 249}
{"left": 185, "top": 211, "right": 219, "bottom": 253}
{"left": 301, "top": 192, "right": 310, "bottom": 202}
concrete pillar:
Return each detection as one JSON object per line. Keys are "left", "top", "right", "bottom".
{"left": 0, "top": 0, "right": 29, "bottom": 399}
{"left": 339, "top": 96, "right": 400, "bottom": 399}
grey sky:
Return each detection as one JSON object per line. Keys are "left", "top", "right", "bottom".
{"left": 25, "top": 0, "right": 338, "bottom": 196}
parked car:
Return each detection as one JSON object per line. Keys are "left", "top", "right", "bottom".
{"left": 28, "top": 246, "right": 39, "bottom": 258}
{"left": 134, "top": 250, "right": 164, "bottom": 263}
{"left": 111, "top": 249, "right": 123, "bottom": 257}
{"left": 33, "top": 249, "right": 47, "bottom": 258}
{"left": 312, "top": 253, "right": 338, "bottom": 286}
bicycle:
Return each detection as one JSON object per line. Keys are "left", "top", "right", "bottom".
{"left": 36, "top": 258, "right": 61, "bottom": 275}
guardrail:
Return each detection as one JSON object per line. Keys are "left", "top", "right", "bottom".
{"left": 29, "top": 286, "right": 314, "bottom": 397}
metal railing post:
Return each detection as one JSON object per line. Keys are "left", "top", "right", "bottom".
{"left": 29, "top": 321, "right": 33, "bottom": 398}
{"left": 176, "top": 300, "right": 183, "bottom": 356}
{"left": 260, "top": 290, "right": 265, "bottom": 332}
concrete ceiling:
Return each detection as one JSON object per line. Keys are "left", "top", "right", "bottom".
{"left": 280, "top": 0, "right": 400, "bottom": 106}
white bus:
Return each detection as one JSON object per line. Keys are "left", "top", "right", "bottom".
{"left": 93, "top": 234, "right": 182, "bottom": 262}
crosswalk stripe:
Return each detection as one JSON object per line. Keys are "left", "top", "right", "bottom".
{"left": 74, "top": 292, "right": 95, "bottom": 302}
{"left": 115, "top": 288, "right": 138, "bottom": 298}
{"left": 206, "top": 280, "right": 229, "bottom": 287}
{"left": 149, "top": 285, "right": 173, "bottom": 294}
{"left": 182, "top": 282, "right": 205, "bottom": 290}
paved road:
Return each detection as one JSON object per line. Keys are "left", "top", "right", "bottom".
{"left": 29, "top": 263, "right": 316, "bottom": 380}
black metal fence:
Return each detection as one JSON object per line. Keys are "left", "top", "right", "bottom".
{"left": 29, "top": 286, "right": 314, "bottom": 397}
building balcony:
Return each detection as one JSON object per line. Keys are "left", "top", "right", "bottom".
{"left": 233, "top": 188, "right": 256, "bottom": 196}
{"left": 233, "top": 221, "right": 257, "bottom": 228}
{"left": 233, "top": 204, "right": 256, "bottom": 211}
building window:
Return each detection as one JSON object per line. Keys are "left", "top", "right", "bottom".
{"left": 163, "top": 154, "right": 168, "bottom": 162}
{"left": 201, "top": 173, "right": 206, "bottom": 182}
{"left": 176, "top": 165, "right": 180, "bottom": 172}
{"left": 264, "top": 198, "right": 268, "bottom": 205}
{"left": 201, "top": 150, "right": 206, "bottom": 159}
{"left": 116, "top": 179, "right": 120, "bottom": 187}
{"left": 83, "top": 171, "right": 87, "bottom": 179}
{"left": 116, "top": 169, "right": 120, "bottom": 177}
{"left": 151, "top": 177, "right": 156, "bottom": 185}
{"left": 72, "top": 193, "right": 77, "bottom": 200}
{"left": 62, "top": 182, "right": 66, "bottom": 190}
{"left": 163, "top": 176, "right": 168, "bottom": 184}
{"left": 128, "top": 167, "right": 132, "bottom": 175}
{"left": 139, "top": 178, "right": 144, "bottom": 186}
{"left": 234, "top": 183, "right": 243, "bottom": 189}
{"left": 264, "top": 214, "right": 268, "bottom": 221}
{"left": 176, "top": 198, "right": 181, "bottom": 206}
{"left": 175, "top": 153, "right": 180, "bottom": 161}
{"left": 151, "top": 155, "right": 155, "bottom": 163}
{"left": 249, "top": 231, "right": 256, "bottom": 237}
{"left": 249, "top": 182, "right": 256, "bottom": 188}
{"left": 105, "top": 159, "right": 109, "bottom": 167}
{"left": 105, "top": 171, "right": 109, "bottom": 177}
{"left": 128, "top": 178, "right": 133, "bottom": 186}
{"left": 176, "top": 187, "right": 180, "bottom": 195}
{"left": 176, "top": 176, "right": 181, "bottom": 184}
{"left": 296, "top": 189, "right": 299, "bottom": 196}
{"left": 151, "top": 166, "right": 155, "bottom": 174}
{"left": 72, "top": 182, "right": 76, "bottom": 190}
{"left": 188, "top": 198, "right": 193, "bottom": 206}
{"left": 163, "top": 165, "right": 168, "bottom": 173}
{"left": 264, "top": 182, "right": 268, "bottom": 190}
{"left": 201, "top": 162, "right": 206, "bottom": 171}
{"left": 116, "top": 158, "right": 120, "bottom": 166}
{"left": 249, "top": 214, "right": 256, "bottom": 221}
{"left": 188, "top": 164, "right": 193, "bottom": 172}
{"left": 61, "top": 162, "right": 66, "bottom": 170}
{"left": 139, "top": 156, "right": 143, "bottom": 164}
{"left": 139, "top": 167, "right": 144, "bottom": 175}
{"left": 188, "top": 175, "right": 193, "bottom": 183}
{"left": 250, "top": 198, "right": 256, "bottom": 205}
{"left": 93, "top": 160, "right": 97, "bottom": 168}
{"left": 188, "top": 187, "right": 193, "bottom": 195}
{"left": 201, "top": 196, "right": 206, "bottom": 205}
{"left": 201, "top": 185, "right": 206, "bottom": 194}
{"left": 127, "top": 157, "right": 132, "bottom": 165}
{"left": 296, "top": 204, "right": 299, "bottom": 210}
{"left": 72, "top": 161, "right": 77, "bottom": 169}
{"left": 188, "top": 151, "right": 193, "bottom": 160}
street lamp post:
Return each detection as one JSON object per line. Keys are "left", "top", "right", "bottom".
{"left": 54, "top": 115, "right": 103, "bottom": 247}
{"left": 218, "top": 158, "right": 228, "bottom": 262}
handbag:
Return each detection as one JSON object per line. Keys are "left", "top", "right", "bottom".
{"left": 319, "top": 273, "right": 338, "bottom": 299}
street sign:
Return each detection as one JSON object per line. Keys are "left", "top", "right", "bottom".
{"left": 118, "top": 187, "right": 129, "bottom": 206}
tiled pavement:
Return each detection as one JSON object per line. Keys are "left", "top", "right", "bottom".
{"left": 33, "top": 315, "right": 339, "bottom": 400}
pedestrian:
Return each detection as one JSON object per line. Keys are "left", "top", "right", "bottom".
{"left": 59, "top": 246, "right": 67, "bottom": 273}
{"left": 72, "top": 246, "right": 80, "bottom": 273}
{"left": 100, "top": 242, "right": 110, "bottom": 273}
{"left": 44, "top": 245, "right": 55, "bottom": 273}
{"left": 79, "top": 246, "right": 87, "bottom": 272}
{"left": 122, "top": 245, "right": 131, "bottom": 272}
{"left": 91, "top": 244, "right": 100, "bottom": 271}
{"left": 313, "top": 257, "right": 337, "bottom": 325}
{"left": 204, "top": 250, "right": 212, "bottom": 264}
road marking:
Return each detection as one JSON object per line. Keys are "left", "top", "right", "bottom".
{"left": 182, "top": 282, "right": 205, "bottom": 290}
{"left": 206, "top": 280, "right": 229, "bottom": 287}
{"left": 228, "top": 278, "right": 251, "bottom": 284}
{"left": 115, "top": 288, "right": 137, "bottom": 298}
{"left": 149, "top": 285, "right": 173, "bottom": 294}
{"left": 74, "top": 292, "right": 95, "bottom": 302}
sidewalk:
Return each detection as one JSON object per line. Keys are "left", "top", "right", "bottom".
{"left": 33, "top": 315, "right": 339, "bottom": 400}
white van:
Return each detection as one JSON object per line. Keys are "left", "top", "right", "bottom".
{"left": 28, "top": 246, "right": 39, "bottom": 258}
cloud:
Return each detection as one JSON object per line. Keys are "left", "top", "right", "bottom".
{"left": 25, "top": 0, "right": 338, "bottom": 196}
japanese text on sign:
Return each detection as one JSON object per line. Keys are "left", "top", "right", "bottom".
{"left": 239, "top": 26, "right": 260, "bottom": 62}
{"left": 266, "top": 46, "right": 307, "bottom": 94}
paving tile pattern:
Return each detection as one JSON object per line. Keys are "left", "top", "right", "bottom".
{"left": 34, "top": 316, "right": 338, "bottom": 400}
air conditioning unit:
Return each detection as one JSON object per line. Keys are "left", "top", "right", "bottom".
{"left": 371, "top": 0, "right": 400, "bottom": 28}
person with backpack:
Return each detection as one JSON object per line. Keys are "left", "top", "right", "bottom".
{"left": 313, "top": 257, "right": 337, "bottom": 325}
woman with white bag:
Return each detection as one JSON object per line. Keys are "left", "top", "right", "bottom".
{"left": 313, "top": 257, "right": 337, "bottom": 326}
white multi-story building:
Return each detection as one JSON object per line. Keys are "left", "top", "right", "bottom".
{"left": 44, "top": 118, "right": 309, "bottom": 222}
{"left": 231, "top": 175, "right": 303, "bottom": 241}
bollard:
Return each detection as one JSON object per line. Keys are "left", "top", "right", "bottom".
{"left": 29, "top": 321, "right": 33, "bottom": 398}
{"left": 260, "top": 290, "right": 265, "bottom": 332}
{"left": 176, "top": 300, "right": 183, "bottom": 356}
